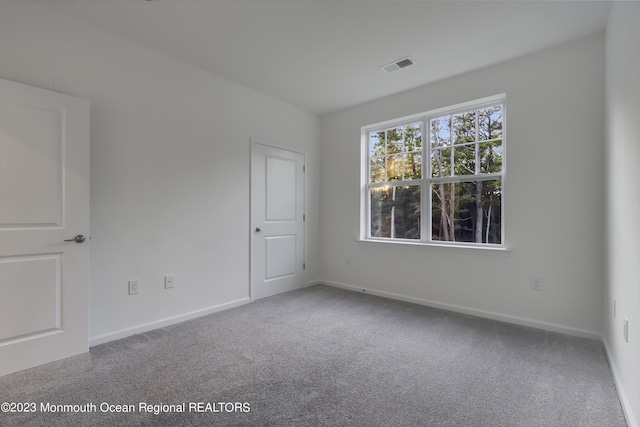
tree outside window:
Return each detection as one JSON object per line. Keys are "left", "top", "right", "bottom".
{"left": 366, "top": 97, "right": 504, "bottom": 246}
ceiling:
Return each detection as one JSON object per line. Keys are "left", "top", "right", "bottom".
{"left": 37, "top": 0, "right": 612, "bottom": 115}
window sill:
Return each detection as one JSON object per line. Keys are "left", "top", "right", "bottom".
{"left": 356, "top": 238, "right": 511, "bottom": 255}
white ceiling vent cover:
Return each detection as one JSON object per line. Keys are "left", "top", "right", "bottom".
{"left": 380, "top": 56, "right": 414, "bottom": 74}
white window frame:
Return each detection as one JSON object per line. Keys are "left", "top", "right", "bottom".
{"left": 361, "top": 94, "right": 506, "bottom": 249}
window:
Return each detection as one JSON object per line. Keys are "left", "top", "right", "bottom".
{"left": 364, "top": 95, "right": 505, "bottom": 247}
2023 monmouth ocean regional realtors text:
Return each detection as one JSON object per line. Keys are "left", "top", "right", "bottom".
{"left": 2, "top": 401, "right": 251, "bottom": 415}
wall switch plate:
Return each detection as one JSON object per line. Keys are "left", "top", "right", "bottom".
{"left": 530, "top": 276, "right": 543, "bottom": 291}
{"left": 164, "top": 274, "right": 175, "bottom": 289}
{"left": 128, "top": 279, "right": 140, "bottom": 295}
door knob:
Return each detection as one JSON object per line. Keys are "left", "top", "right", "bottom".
{"left": 64, "top": 234, "right": 86, "bottom": 244}
{"left": 255, "top": 227, "right": 265, "bottom": 232}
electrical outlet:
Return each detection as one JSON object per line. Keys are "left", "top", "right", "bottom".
{"left": 530, "top": 276, "right": 543, "bottom": 291}
{"left": 624, "top": 318, "right": 628, "bottom": 343}
{"left": 164, "top": 274, "right": 175, "bottom": 289}
{"left": 128, "top": 279, "right": 140, "bottom": 295}
{"left": 346, "top": 256, "right": 353, "bottom": 265}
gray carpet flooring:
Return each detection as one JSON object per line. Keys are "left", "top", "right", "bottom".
{"left": 0, "top": 284, "right": 627, "bottom": 426}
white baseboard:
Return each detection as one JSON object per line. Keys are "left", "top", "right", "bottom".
{"left": 602, "top": 337, "right": 638, "bottom": 427}
{"left": 320, "top": 280, "right": 602, "bottom": 340}
{"left": 89, "top": 297, "right": 251, "bottom": 347}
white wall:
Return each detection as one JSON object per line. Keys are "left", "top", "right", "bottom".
{"left": 604, "top": 2, "right": 640, "bottom": 426}
{"left": 0, "top": 1, "right": 320, "bottom": 343}
{"left": 320, "top": 34, "right": 605, "bottom": 337}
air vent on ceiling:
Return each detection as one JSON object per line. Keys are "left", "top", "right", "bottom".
{"left": 380, "top": 56, "right": 414, "bottom": 74}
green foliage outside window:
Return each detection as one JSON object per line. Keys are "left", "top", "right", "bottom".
{"left": 367, "top": 102, "right": 504, "bottom": 245}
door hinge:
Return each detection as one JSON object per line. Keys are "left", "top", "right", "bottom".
{"left": 303, "top": 214, "right": 306, "bottom": 221}
{"left": 303, "top": 165, "right": 306, "bottom": 173}
{"left": 303, "top": 263, "right": 306, "bottom": 270}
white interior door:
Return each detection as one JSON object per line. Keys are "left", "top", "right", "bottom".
{"left": 251, "top": 140, "right": 305, "bottom": 300}
{"left": 0, "top": 78, "right": 90, "bottom": 376}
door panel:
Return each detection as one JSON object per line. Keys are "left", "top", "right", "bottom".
{"left": 266, "top": 156, "right": 296, "bottom": 220}
{"left": 265, "top": 235, "right": 297, "bottom": 280}
{"left": 0, "top": 101, "right": 63, "bottom": 227}
{"left": 251, "top": 140, "right": 304, "bottom": 300}
{"left": 0, "top": 78, "right": 89, "bottom": 376}
{"left": 0, "top": 254, "right": 61, "bottom": 341}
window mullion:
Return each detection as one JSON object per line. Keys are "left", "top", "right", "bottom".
{"left": 422, "top": 118, "right": 429, "bottom": 243}
{"left": 475, "top": 109, "right": 480, "bottom": 175}
{"left": 449, "top": 116, "right": 454, "bottom": 178}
